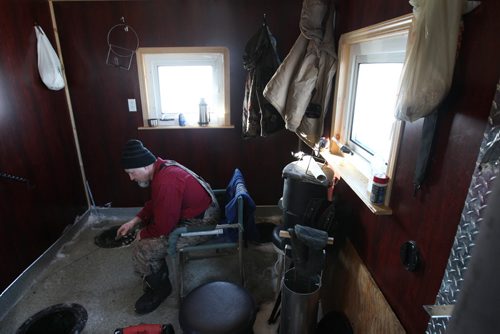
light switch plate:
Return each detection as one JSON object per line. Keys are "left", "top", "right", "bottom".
{"left": 128, "top": 99, "right": 137, "bottom": 112}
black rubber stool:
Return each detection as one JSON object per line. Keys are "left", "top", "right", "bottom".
{"left": 179, "top": 281, "right": 256, "bottom": 334}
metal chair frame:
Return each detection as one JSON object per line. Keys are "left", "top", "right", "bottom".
{"left": 167, "top": 189, "right": 245, "bottom": 302}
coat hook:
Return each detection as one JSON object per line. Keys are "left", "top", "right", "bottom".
{"left": 120, "top": 16, "right": 129, "bottom": 32}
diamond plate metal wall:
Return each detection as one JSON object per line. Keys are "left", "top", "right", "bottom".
{"left": 426, "top": 81, "right": 500, "bottom": 333}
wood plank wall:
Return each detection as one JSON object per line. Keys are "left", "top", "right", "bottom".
{"left": 324, "top": 240, "right": 406, "bottom": 333}
{"left": 52, "top": 0, "right": 303, "bottom": 208}
{"left": 0, "top": 0, "right": 87, "bottom": 291}
{"left": 321, "top": 0, "right": 500, "bottom": 333}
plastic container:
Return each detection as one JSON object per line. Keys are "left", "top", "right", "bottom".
{"left": 147, "top": 118, "right": 158, "bottom": 127}
{"left": 178, "top": 113, "right": 186, "bottom": 126}
{"left": 370, "top": 173, "right": 389, "bottom": 205}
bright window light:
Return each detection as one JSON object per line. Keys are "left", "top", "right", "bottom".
{"left": 158, "top": 65, "right": 214, "bottom": 125}
{"left": 339, "top": 32, "right": 408, "bottom": 178}
{"left": 350, "top": 62, "right": 403, "bottom": 162}
{"left": 136, "top": 47, "right": 229, "bottom": 127}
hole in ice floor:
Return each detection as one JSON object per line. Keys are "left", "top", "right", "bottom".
{"left": 16, "top": 303, "right": 87, "bottom": 334}
{"left": 94, "top": 225, "right": 135, "bottom": 248}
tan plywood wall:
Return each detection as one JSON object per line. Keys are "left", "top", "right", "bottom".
{"left": 323, "top": 240, "right": 406, "bottom": 333}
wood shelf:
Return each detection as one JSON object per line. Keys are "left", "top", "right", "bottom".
{"left": 321, "top": 151, "right": 392, "bottom": 215}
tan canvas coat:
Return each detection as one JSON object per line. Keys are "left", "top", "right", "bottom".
{"left": 264, "top": 0, "right": 337, "bottom": 147}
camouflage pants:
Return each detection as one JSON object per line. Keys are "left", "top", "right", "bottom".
{"left": 132, "top": 200, "right": 220, "bottom": 276}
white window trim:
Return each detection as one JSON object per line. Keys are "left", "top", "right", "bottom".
{"left": 322, "top": 13, "right": 413, "bottom": 215}
{"left": 136, "top": 47, "right": 231, "bottom": 129}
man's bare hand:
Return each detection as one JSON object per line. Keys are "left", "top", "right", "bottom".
{"left": 116, "top": 221, "right": 137, "bottom": 239}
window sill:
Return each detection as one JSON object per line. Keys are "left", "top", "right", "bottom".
{"left": 138, "top": 125, "right": 235, "bottom": 130}
{"left": 321, "top": 150, "right": 393, "bottom": 215}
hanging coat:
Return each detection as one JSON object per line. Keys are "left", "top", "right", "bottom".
{"left": 263, "top": 0, "right": 337, "bottom": 148}
{"left": 242, "top": 22, "right": 284, "bottom": 138}
{"left": 406, "top": 0, "right": 478, "bottom": 193}
{"left": 395, "top": 0, "right": 465, "bottom": 122}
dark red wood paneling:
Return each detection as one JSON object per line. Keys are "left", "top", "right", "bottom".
{"left": 324, "top": 0, "right": 500, "bottom": 333}
{"left": 53, "top": 0, "right": 302, "bottom": 208}
{"left": 2, "top": 1, "right": 498, "bottom": 332}
{"left": 0, "top": 0, "right": 87, "bottom": 291}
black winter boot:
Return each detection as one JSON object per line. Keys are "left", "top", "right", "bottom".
{"left": 135, "top": 261, "right": 172, "bottom": 314}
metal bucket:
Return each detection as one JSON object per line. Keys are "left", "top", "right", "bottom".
{"left": 280, "top": 268, "right": 321, "bottom": 334}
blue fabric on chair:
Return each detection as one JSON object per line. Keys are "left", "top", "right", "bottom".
{"left": 223, "top": 169, "right": 257, "bottom": 242}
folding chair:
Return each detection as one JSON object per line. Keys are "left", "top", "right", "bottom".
{"left": 167, "top": 168, "right": 255, "bottom": 301}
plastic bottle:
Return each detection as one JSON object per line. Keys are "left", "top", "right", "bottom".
{"left": 370, "top": 173, "right": 389, "bottom": 205}
{"left": 178, "top": 113, "right": 186, "bottom": 126}
{"left": 367, "top": 155, "right": 386, "bottom": 191}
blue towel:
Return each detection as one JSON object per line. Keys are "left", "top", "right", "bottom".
{"left": 223, "top": 169, "right": 257, "bottom": 242}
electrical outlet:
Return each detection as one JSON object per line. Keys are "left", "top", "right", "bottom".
{"left": 128, "top": 99, "right": 137, "bottom": 112}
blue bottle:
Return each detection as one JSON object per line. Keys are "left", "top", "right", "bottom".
{"left": 179, "top": 113, "right": 186, "bottom": 126}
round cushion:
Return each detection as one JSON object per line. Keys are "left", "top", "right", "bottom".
{"left": 179, "top": 281, "right": 256, "bottom": 334}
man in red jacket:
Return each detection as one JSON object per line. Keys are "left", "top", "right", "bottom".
{"left": 116, "top": 139, "right": 220, "bottom": 314}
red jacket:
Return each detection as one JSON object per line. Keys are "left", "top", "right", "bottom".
{"left": 137, "top": 158, "right": 211, "bottom": 239}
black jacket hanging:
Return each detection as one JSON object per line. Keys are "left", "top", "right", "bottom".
{"left": 242, "top": 19, "right": 284, "bottom": 138}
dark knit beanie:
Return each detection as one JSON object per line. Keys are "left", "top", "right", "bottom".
{"left": 121, "top": 139, "right": 156, "bottom": 169}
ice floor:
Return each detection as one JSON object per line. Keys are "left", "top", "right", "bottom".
{"left": 0, "top": 209, "right": 282, "bottom": 334}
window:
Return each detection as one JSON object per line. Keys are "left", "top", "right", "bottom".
{"left": 325, "top": 14, "right": 413, "bottom": 213}
{"left": 136, "top": 47, "right": 230, "bottom": 128}
{"left": 345, "top": 39, "right": 406, "bottom": 177}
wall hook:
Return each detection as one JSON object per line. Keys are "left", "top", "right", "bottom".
{"left": 120, "top": 16, "right": 129, "bottom": 31}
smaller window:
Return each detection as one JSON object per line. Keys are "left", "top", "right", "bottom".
{"left": 137, "top": 47, "right": 230, "bottom": 127}
{"left": 328, "top": 14, "right": 413, "bottom": 211}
